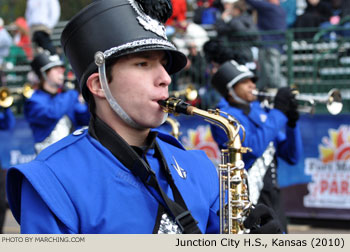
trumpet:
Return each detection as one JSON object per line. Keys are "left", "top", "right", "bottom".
{"left": 252, "top": 88, "right": 343, "bottom": 115}
{"left": 159, "top": 97, "right": 253, "bottom": 234}
{"left": 169, "top": 84, "right": 198, "bottom": 101}
{"left": 0, "top": 87, "right": 14, "bottom": 108}
{"left": 0, "top": 84, "right": 34, "bottom": 108}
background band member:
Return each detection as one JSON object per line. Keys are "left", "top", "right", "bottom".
{"left": 210, "top": 60, "right": 303, "bottom": 233}
{"left": 26, "top": 52, "right": 90, "bottom": 153}
{"left": 0, "top": 101, "right": 15, "bottom": 234}
{"left": 7, "top": 0, "right": 282, "bottom": 234}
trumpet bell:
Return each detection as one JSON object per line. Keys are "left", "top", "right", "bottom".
{"left": 185, "top": 86, "right": 198, "bottom": 101}
{"left": 170, "top": 84, "right": 198, "bottom": 101}
{"left": 22, "top": 83, "right": 34, "bottom": 99}
{"left": 0, "top": 87, "right": 14, "bottom": 108}
{"left": 326, "top": 89, "right": 342, "bottom": 115}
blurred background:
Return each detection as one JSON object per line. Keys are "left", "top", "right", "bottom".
{"left": 1, "top": 0, "right": 350, "bottom": 234}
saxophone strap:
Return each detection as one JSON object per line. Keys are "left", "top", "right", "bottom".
{"left": 89, "top": 116, "right": 202, "bottom": 234}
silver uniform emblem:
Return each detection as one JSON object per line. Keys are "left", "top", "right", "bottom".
{"left": 260, "top": 113, "right": 267, "bottom": 123}
{"left": 129, "top": 0, "right": 167, "bottom": 39}
{"left": 157, "top": 213, "right": 182, "bottom": 234}
{"left": 171, "top": 156, "right": 187, "bottom": 179}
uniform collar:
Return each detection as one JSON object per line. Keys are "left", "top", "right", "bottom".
{"left": 88, "top": 113, "right": 158, "bottom": 158}
{"left": 228, "top": 99, "right": 251, "bottom": 115}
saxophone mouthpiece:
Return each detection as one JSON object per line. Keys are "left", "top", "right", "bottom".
{"left": 158, "top": 97, "right": 190, "bottom": 115}
{"left": 157, "top": 99, "right": 166, "bottom": 107}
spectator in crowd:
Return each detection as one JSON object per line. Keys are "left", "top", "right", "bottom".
{"left": 193, "top": 0, "right": 220, "bottom": 25}
{"left": 318, "top": 0, "right": 350, "bottom": 39}
{"left": 340, "top": 0, "right": 350, "bottom": 17}
{"left": 6, "top": 0, "right": 283, "bottom": 234}
{"left": 12, "top": 17, "right": 33, "bottom": 61}
{"left": 0, "top": 17, "right": 13, "bottom": 86}
{"left": 172, "top": 20, "right": 210, "bottom": 54}
{"left": 0, "top": 17, "right": 13, "bottom": 67}
{"left": 25, "top": 0, "right": 61, "bottom": 55}
{"left": 203, "top": 38, "right": 238, "bottom": 67}
{"left": 280, "top": 0, "right": 297, "bottom": 27}
{"left": 215, "top": 0, "right": 259, "bottom": 65}
{"left": 210, "top": 60, "right": 303, "bottom": 233}
{"left": 294, "top": 0, "right": 332, "bottom": 39}
{"left": 25, "top": 51, "right": 90, "bottom": 153}
{"left": 0, "top": 98, "right": 15, "bottom": 234}
{"left": 246, "top": 0, "right": 288, "bottom": 89}
{"left": 166, "top": 0, "right": 187, "bottom": 27}
{"left": 183, "top": 41, "right": 208, "bottom": 87}
{"left": 338, "top": 0, "right": 350, "bottom": 37}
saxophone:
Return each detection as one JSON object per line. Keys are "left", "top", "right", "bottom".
{"left": 165, "top": 116, "right": 180, "bottom": 139}
{"left": 158, "top": 97, "right": 253, "bottom": 234}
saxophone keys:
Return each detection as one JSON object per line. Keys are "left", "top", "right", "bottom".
{"left": 240, "top": 147, "right": 252, "bottom": 153}
{"left": 230, "top": 174, "right": 242, "bottom": 184}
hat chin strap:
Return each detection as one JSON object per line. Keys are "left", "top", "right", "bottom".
{"left": 97, "top": 60, "right": 143, "bottom": 129}
{"left": 228, "top": 88, "right": 249, "bottom": 105}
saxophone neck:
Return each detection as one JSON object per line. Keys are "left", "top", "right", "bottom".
{"left": 190, "top": 106, "right": 241, "bottom": 148}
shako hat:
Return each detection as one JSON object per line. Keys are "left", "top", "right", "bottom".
{"left": 211, "top": 60, "right": 255, "bottom": 97}
{"left": 30, "top": 52, "right": 64, "bottom": 79}
{"left": 61, "top": 0, "right": 187, "bottom": 100}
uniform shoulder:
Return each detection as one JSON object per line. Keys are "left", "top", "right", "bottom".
{"left": 154, "top": 130, "right": 186, "bottom": 151}
{"left": 36, "top": 127, "right": 89, "bottom": 161}
{"left": 155, "top": 130, "right": 214, "bottom": 167}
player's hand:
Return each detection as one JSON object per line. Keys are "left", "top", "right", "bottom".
{"left": 244, "top": 204, "right": 283, "bottom": 234}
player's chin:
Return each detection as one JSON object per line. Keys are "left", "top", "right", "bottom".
{"left": 249, "top": 95, "right": 257, "bottom": 102}
{"left": 138, "top": 112, "right": 167, "bottom": 129}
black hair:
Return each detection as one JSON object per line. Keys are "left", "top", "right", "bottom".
{"left": 203, "top": 39, "right": 239, "bottom": 65}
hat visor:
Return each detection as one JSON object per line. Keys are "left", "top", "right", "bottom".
{"left": 41, "top": 61, "right": 65, "bottom": 73}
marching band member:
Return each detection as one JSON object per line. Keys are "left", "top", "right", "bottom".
{"left": 25, "top": 51, "right": 90, "bottom": 153}
{"left": 0, "top": 102, "right": 15, "bottom": 234}
{"left": 210, "top": 60, "right": 303, "bottom": 233}
{"left": 0, "top": 106, "right": 15, "bottom": 130}
{"left": 7, "top": 0, "right": 282, "bottom": 234}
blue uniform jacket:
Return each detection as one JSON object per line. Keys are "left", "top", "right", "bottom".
{"left": 6, "top": 129, "right": 220, "bottom": 234}
{"left": 0, "top": 107, "right": 15, "bottom": 130}
{"left": 24, "top": 89, "right": 90, "bottom": 142}
{"left": 211, "top": 98, "right": 303, "bottom": 169}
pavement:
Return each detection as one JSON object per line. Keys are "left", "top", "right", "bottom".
{"left": 3, "top": 209, "right": 350, "bottom": 234}
{"left": 3, "top": 209, "right": 20, "bottom": 234}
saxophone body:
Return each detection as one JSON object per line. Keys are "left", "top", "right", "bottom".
{"left": 158, "top": 97, "right": 252, "bottom": 234}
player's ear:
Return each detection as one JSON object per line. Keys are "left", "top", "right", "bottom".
{"left": 86, "top": 73, "right": 105, "bottom": 98}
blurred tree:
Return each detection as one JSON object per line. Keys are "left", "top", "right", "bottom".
{"left": 0, "top": 0, "right": 93, "bottom": 24}
{"left": 60, "top": 0, "right": 93, "bottom": 20}
{"left": 0, "top": 0, "right": 26, "bottom": 23}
